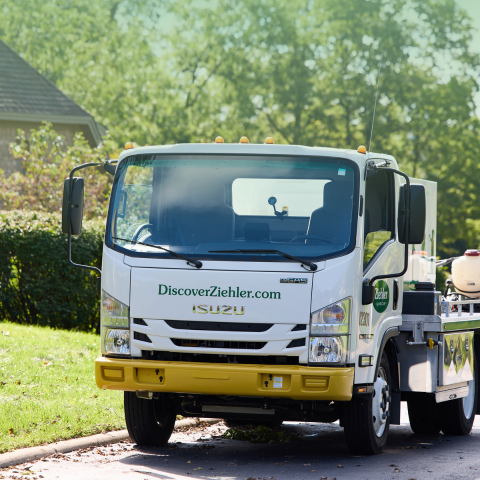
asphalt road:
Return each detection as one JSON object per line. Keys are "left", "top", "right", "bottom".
{"left": 3, "top": 403, "right": 480, "bottom": 480}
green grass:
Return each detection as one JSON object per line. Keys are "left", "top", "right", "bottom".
{"left": 0, "top": 321, "right": 125, "bottom": 453}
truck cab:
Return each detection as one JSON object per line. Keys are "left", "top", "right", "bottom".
{"left": 63, "top": 140, "right": 478, "bottom": 455}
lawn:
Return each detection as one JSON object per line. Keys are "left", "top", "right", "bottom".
{"left": 0, "top": 322, "right": 125, "bottom": 453}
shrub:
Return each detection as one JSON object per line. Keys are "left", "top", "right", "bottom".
{"left": 0, "top": 210, "right": 103, "bottom": 332}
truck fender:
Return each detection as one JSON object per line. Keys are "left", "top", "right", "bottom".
{"left": 354, "top": 327, "right": 401, "bottom": 424}
{"left": 375, "top": 327, "right": 400, "bottom": 424}
{"left": 384, "top": 334, "right": 401, "bottom": 425}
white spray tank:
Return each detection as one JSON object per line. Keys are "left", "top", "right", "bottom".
{"left": 451, "top": 250, "right": 480, "bottom": 298}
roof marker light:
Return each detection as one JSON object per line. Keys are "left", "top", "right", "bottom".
{"left": 357, "top": 145, "right": 367, "bottom": 154}
{"left": 125, "top": 142, "right": 134, "bottom": 150}
{"left": 265, "top": 137, "right": 274, "bottom": 144}
{"left": 239, "top": 136, "right": 249, "bottom": 143}
{"left": 215, "top": 136, "right": 224, "bottom": 143}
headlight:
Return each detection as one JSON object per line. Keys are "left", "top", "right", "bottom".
{"left": 101, "top": 291, "right": 130, "bottom": 355}
{"left": 309, "top": 336, "right": 347, "bottom": 363}
{"left": 310, "top": 297, "right": 351, "bottom": 335}
{"left": 104, "top": 329, "right": 130, "bottom": 355}
{"left": 101, "top": 290, "right": 129, "bottom": 327}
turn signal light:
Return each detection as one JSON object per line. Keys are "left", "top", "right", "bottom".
{"left": 357, "top": 145, "right": 367, "bottom": 154}
{"left": 240, "top": 136, "right": 249, "bottom": 143}
{"left": 125, "top": 142, "right": 134, "bottom": 150}
{"left": 215, "top": 136, "right": 224, "bottom": 143}
{"left": 265, "top": 137, "right": 274, "bottom": 144}
{"left": 359, "top": 355, "right": 373, "bottom": 367}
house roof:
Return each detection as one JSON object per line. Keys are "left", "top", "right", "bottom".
{"left": 0, "top": 39, "right": 101, "bottom": 145}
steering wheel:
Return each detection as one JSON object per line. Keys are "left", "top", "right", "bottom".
{"left": 132, "top": 223, "right": 152, "bottom": 242}
{"left": 290, "top": 235, "right": 335, "bottom": 244}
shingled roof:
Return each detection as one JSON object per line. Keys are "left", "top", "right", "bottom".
{"left": 0, "top": 39, "right": 101, "bottom": 145}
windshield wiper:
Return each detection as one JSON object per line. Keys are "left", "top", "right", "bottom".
{"left": 113, "top": 237, "right": 202, "bottom": 269}
{"left": 209, "top": 249, "right": 317, "bottom": 271}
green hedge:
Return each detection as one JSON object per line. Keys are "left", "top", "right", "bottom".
{"left": 0, "top": 211, "right": 103, "bottom": 332}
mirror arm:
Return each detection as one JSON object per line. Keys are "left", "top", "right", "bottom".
{"left": 363, "top": 168, "right": 410, "bottom": 304}
{"left": 67, "top": 163, "right": 103, "bottom": 288}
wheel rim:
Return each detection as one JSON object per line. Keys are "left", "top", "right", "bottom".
{"left": 463, "top": 376, "right": 475, "bottom": 420}
{"left": 372, "top": 367, "right": 390, "bottom": 437}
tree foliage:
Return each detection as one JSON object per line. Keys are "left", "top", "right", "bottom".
{"left": 0, "top": 123, "right": 111, "bottom": 220}
{"left": 0, "top": 0, "right": 479, "bottom": 256}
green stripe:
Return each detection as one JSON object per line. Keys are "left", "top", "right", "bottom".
{"left": 442, "top": 319, "right": 480, "bottom": 331}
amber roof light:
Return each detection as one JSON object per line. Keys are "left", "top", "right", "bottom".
{"left": 239, "top": 136, "right": 249, "bottom": 143}
{"left": 265, "top": 137, "right": 274, "bottom": 144}
{"left": 357, "top": 145, "right": 367, "bottom": 154}
{"left": 215, "top": 136, "right": 224, "bottom": 143}
{"left": 125, "top": 142, "right": 134, "bottom": 150}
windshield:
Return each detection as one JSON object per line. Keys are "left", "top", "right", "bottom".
{"left": 107, "top": 154, "right": 358, "bottom": 262}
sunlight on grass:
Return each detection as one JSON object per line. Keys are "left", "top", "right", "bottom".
{"left": 0, "top": 322, "right": 125, "bottom": 453}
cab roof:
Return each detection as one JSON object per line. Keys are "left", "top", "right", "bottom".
{"left": 118, "top": 143, "right": 398, "bottom": 170}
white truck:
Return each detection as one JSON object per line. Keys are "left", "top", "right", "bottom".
{"left": 62, "top": 139, "right": 479, "bottom": 455}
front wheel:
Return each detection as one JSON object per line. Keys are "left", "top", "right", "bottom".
{"left": 343, "top": 351, "right": 391, "bottom": 455}
{"left": 124, "top": 392, "right": 176, "bottom": 446}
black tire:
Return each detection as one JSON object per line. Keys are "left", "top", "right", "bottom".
{"left": 438, "top": 350, "right": 478, "bottom": 436}
{"left": 343, "top": 351, "right": 391, "bottom": 455}
{"left": 124, "top": 392, "right": 176, "bottom": 446}
{"left": 224, "top": 419, "right": 283, "bottom": 429}
{"left": 407, "top": 393, "right": 441, "bottom": 435}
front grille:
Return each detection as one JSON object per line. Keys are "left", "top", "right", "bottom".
{"left": 165, "top": 320, "right": 273, "bottom": 332}
{"left": 134, "top": 332, "right": 152, "bottom": 343}
{"left": 286, "top": 338, "right": 306, "bottom": 348}
{"left": 171, "top": 338, "right": 266, "bottom": 350}
{"left": 133, "top": 318, "right": 148, "bottom": 326}
{"left": 142, "top": 350, "right": 300, "bottom": 365}
{"left": 291, "top": 324, "right": 307, "bottom": 331}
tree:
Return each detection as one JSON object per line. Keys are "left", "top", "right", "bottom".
{"left": 162, "top": 0, "right": 480, "bottom": 256}
{"left": 0, "top": 123, "right": 111, "bottom": 220}
{"left": 0, "top": 0, "right": 174, "bottom": 146}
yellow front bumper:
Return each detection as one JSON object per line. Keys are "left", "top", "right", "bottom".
{"left": 95, "top": 357, "right": 354, "bottom": 401}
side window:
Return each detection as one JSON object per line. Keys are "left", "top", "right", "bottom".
{"left": 363, "top": 170, "right": 395, "bottom": 268}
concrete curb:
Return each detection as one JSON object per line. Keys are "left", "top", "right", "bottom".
{"left": 0, "top": 418, "right": 220, "bottom": 469}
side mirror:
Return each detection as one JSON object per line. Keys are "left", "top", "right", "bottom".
{"left": 362, "top": 279, "right": 375, "bottom": 305}
{"left": 398, "top": 184, "right": 425, "bottom": 244}
{"left": 62, "top": 177, "right": 84, "bottom": 235}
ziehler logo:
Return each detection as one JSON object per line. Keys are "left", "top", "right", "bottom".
{"left": 158, "top": 285, "right": 281, "bottom": 300}
{"left": 375, "top": 289, "right": 388, "bottom": 300}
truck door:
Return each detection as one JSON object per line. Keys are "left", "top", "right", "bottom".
{"left": 360, "top": 169, "right": 403, "bottom": 359}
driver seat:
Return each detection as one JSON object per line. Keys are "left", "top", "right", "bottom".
{"left": 306, "top": 181, "right": 353, "bottom": 245}
{"left": 174, "top": 183, "right": 235, "bottom": 246}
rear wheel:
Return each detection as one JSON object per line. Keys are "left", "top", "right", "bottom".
{"left": 407, "top": 393, "right": 441, "bottom": 435}
{"left": 438, "top": 350, "right": 478, "bottom": 436}
{"left": 124, "top": 392, "right": 176, "bottom": 446}
{"left": 344, "top": 351, "right": 391, "bottom": 455}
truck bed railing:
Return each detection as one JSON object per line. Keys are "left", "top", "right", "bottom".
{"left": 441, "top": 298, "right": 480, "bottom": 318}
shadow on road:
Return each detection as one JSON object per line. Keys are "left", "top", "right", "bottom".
{"left": 117, "top": 422, "right": 480, "bottom": 480}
